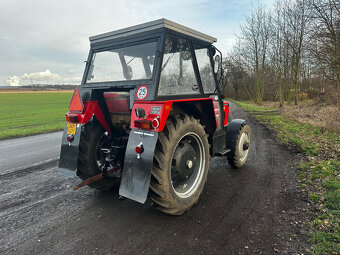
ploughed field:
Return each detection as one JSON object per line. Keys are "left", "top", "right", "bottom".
{"left": 0, "top": 91, "right": 72, "bottom": 139}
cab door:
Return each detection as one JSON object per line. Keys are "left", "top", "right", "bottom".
{"left": 192, "top": 44, "right": 224, "bottom": 131}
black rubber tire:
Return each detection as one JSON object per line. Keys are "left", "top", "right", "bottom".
{"left": 77, "top": 121, "right": 115, "bottom": 191}
{"left": 150, "top": 114, "right": 210, "bottom": 215}
{"left": 227, "top": 124, "right": 251, "bottom": 168}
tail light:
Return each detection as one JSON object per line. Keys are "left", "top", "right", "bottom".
{"left": 134, "top": 120, "right": 151, "bottom": 130}
{"left": 65, "top": 113, "right": 78, "bottom": 123}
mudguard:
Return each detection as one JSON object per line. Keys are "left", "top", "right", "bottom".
{"left": 226, "top": 119, "right": 247, "bottom": 149}
{"left": 57, "top": 123, "right": 84, "bottom": 177}
{"left": 119, "top": 129, "right": 158, "bottom": 204}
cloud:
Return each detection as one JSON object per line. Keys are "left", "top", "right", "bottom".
{"left": 6, "top": 76, "right": 20, "bottom": 86}
{"left": 6, "top": 69, "right": 81, "bottom": 86}
{"left": 21, "top": 69, "right": 60, "bottom": 81}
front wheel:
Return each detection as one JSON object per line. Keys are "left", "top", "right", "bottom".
{"left": 227, "top": 124, "right": 251, "bottom": 168}
{"left": 150, "top": 115, "right": 210, "bottom": 215}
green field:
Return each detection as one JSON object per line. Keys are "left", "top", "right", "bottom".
{"left": 0, "top": 92, "right": 73, "bottom": 140}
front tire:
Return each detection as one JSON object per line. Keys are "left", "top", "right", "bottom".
{"left": 227, "top": 124, "right": 251, "bottom": 168}
{"left": 150, "top": 115, "right": 210, "bottom": 215}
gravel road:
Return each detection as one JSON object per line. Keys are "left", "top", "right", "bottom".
{"left": 0, "top": 102, "right": 309, "bottom": 254}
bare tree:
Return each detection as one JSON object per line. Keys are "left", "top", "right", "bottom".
{"left": 227, "top": 0, "right": 339, "bottom": 105}
{"left": 271, "top": 1, "right": 286, "bottom": 106}
{"left": 239, "top": 6, "right": 271, "bottom": 105}
{"left": 308, "top": 0, "right": 340, "bottom": 91}
{"left": 283, "top": 0, "right": 310, "bottom": 105}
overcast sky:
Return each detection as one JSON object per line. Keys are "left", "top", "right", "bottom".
{"left": 0, "top": 0, "right": 273, "bottom": 86}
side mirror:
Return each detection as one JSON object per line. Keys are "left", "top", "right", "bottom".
{"left": 214, "top": 55, "right": 220, "bottom": 73}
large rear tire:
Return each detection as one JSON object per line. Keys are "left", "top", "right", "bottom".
{"left": 150, "top": 115, "right": 210, "bottom": 215}
{"left": 77, "top": 121, "right": 115, "bottom": 191}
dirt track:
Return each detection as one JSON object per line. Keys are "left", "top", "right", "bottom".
{"left": 0, "top": 102, "right": 309, "bottom": 254}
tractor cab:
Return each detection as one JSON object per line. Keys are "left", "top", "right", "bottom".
{"left": 58, "top": 19, "right": 251, "bottom": 215}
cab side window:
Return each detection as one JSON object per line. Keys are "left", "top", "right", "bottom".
{"left": 158, "top": 34, "right": 199, "bottom": 95}
{"left": 194, "top": 45, "right": 216, "bottom": 93}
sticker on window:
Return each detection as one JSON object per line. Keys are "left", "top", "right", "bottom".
{"left": 136, "top": 85, "right": 148, "bottom": 100}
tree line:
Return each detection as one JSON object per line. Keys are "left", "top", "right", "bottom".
{"left": 222, "top": 0, "right": 340, "bottom": 106}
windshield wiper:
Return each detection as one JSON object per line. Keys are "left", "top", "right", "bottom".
{"left": 161, "top": 53, "right": 175, "bottom": 71}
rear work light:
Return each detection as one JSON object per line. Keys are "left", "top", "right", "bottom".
{"left": 68, "top": 88, "right": 84, "bottom": 114}
{"left": 134, "top": 120, "right": 151, "bottom": 130}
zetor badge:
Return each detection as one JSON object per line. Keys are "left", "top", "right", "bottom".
{"left": 58, "top": 19, "right": 251, "bottom": 216}
{"left": 136, "top": 85, "right": 148, "bottom": 100}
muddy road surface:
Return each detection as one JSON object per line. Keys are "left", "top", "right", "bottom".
{"left": 0, "top": 102, "right": 309, "bottom": 254}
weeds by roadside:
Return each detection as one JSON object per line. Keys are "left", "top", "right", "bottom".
{"left": 235, "top": 100, "right": 340, "bottom": 255}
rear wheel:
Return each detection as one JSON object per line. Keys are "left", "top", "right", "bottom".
{"left": 227, "top": 124, "right": 251, "bottom": 168}
{"left": 77, "top": 121, "right": 115, "bottom": 191}
{"left": 150, "top": 115, "right": 210, "bottom": 215}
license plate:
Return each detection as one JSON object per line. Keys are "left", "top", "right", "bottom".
{"left": 67, "top": 123, "right": 77, "bottom": 135}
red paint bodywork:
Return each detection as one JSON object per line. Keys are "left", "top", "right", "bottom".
{"left": 213, "top": 101, "right": 221, "bottom": 129}
{"left": 67, "top": 96, "right": 228, "bottom": 137}
{"left": 131, "top": 98, "right": 216, "bottom": 132}
{"left": 131, "top": 101, "right": 172, "bottom": 132}
{"left": 223, "top": 101, "right": 229, "bottom": 126}
{"left": 67, "top": 101, "right": 112, "bottom": 135}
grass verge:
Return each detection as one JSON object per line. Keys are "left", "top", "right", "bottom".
{"left": 235, "top": 100, "right": 340, "bottom": 255}
{"left": 0, "top": 92, "right": 72, "bottom": 140}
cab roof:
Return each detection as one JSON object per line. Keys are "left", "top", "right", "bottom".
{"left": 89, "top": 18, "right": 217, "bottom": 45}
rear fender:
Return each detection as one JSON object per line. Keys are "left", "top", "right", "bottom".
{"left": 119, "top": 129, "right": 158, "bottom": 204}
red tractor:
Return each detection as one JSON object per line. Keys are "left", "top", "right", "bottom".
{"left": 58, "top": 19, "right": 251, "bottom": 215}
